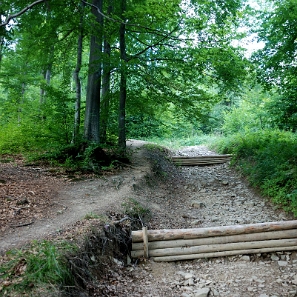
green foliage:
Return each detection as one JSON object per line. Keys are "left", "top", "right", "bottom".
{"left": 253, "top": 0, "right": 297, "bottom": 131}
{"left": 147, "top": 134, "right": 220, "bottom": 149}
{"left": 0, "top": 240, "right": 74, "bottom": 294}
{"left": 213, "top": 130, "right": 297, "bottom": 215}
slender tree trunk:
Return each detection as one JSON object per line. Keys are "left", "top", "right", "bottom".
{"left": 0, "top": 11, "right": 4, "bottom": 68}
{"left": 18, "top": 82, "right": 26, "bottom": 124}
{"left": 40, "top": 63, "right": 52, "bottom": 104}
{"left": 84, "top": 0, "right": 103, "bottom": 144}
{"left": 0, "top": 36, "right": 4, "bottom": 67}
{"left": 100, "top": 0, "right": 112, "bottom": 144}
{"left": 118, "top": 0, "right": 127, "bottom": 151}
{"left": 72, "top": 1, "right": 84, "bottom": 144}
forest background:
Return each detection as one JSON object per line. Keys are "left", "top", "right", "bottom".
{"left": 1, "top": 0, "right": 297, "bottom": 214}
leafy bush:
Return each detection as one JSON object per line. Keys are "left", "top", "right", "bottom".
{"left": 213, "top": 130, "right": 297, "bottom": 215}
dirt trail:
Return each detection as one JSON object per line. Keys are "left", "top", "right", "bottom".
{"left": 0, "top": 140, "right": 150, "bottom": 253}
{"left": 1, "top": 140, "right": 297, "bottom": 296}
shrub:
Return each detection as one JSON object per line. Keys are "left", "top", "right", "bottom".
{"left": 213, "top": 129, "right": 297, "bottom": 215}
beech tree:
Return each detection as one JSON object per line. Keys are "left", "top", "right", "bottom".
{"left": 0, "top": 0, "right": 249, "bottom": 153}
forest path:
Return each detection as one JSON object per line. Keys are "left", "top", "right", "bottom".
{"left": 1, "top": 140, "right": 296, "bottom": 296}
{"left": 0, "top": 140, "right": 150, "bottom": 253}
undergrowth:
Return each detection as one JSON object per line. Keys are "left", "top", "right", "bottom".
{"left": 146, "top": 134, "right": 220, "bottom": 149}
{"left": 213, "top": 129, "right": 297, "bottom": 215}
{"left": 0, "top": 240, "right": 75, "bottom": 296}
{"left": 26, "top": 142, "right": 130, "bottom": 173}
{"left": 0, "top": 207, "right": 146, "bottom": 296}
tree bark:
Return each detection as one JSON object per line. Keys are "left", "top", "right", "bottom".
{"left": 72, "top": 1, "right": 84, "bottom": 144}
{"left": 118, "top": 0, "right": 127, "bottom": 151}
{"left": 100, "top": 0, "right": 112, "bottom": 144}
{"left": 84, "top": 0, "right": 103, "bottom": 144}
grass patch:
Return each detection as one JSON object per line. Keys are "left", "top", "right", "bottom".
{"left": 146, "top": 134, "right": 221, "bottom": 149}
{"left": 0, "top": 240, "right": 75, "bottom": 296}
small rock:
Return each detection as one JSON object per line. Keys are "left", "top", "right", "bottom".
{"left": 278, "top": 260, "right": 288, "bottom": 267}
{"left": 181, "top": 293, "right": 191, "bottom": 297}
{"left": 191, "top": 200, "right": 206, "bottom": 208}
{"left": 184, "top": 273, "right": 195, "bottom": 280}
{"left": 222, "top": 180, "right": 229, "bottom": 185}
{"left": 191, "top": 220, "right": 202, "bottom": 226}
{"left": 292, "top": 275, "right": 297, "bottom": 285}
{"left": 241, "top": 255, "right": 250, "bottom": 261}
{"left": 211, "top": 216, "right": 219, "bottom": 222}
{"left": 271, "top": 254, "right": 280, "bottom": 261}
{"left": 194, "top": 287, "right": 210, "bottom": 297}
{"left": 259, "top": 294, "right": 269, "bottom": 297}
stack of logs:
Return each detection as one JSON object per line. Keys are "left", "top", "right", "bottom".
{"left": 131, "top": 221, "right": 297, "bottom": 262}
{"left": 171, "top": 154, "right": 232, "bottom": 166}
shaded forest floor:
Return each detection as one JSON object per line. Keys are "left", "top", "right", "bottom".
{"left": 1, "top": 140, "right": 297, "bottom": 296}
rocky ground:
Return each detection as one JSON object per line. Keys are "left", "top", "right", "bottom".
{"left": 1, "top": 141, "right": 297, "bottom": 296}
{"left": 103, "top": 145, "right": 297, "bottom": 297}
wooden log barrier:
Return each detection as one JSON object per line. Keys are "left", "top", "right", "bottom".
{"left": 171, "top": 155, "right": 232, "bottom": 166}
{"left": 131, "top": 221, "right": 297, "bottom": 262}
{"left": 132, "top": 229, "right": 297, "bottom": 251}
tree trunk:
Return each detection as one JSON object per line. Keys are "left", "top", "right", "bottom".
{"left": 118, "top": 0, "right": 127, "bottom": 151}
{"left": 72, "top": 1, "right": 84, "bottom": 144}
{"left": 100, "top": 0, "right": 112, "bottom": 144}
{"left": 0, "top": 36, "right": 4, "bottom": 67}
{"left": 84, "top": 0, "right": 103, "bottom": 144}
{"left": 40, "top": 66, "right": 51, "bottom": 104}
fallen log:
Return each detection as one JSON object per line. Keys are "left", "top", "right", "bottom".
{"left": 131, "top": 238, "right": 297, "bottom": 258}
{"left": 132, "top": 220, "right": 297, "bottom": 243}
{"left": 152, "top": 246, "right": 297, "bottom": 262}
{"left": 132, "top": 229, "right": 297, "bottom": 251}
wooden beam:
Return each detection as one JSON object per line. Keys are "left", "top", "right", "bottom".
{"left": 132, "top": 221, "right": 297, "bottom": 243}
{"left": 171, "top": 155, "right": 232, "bottom": 166}
{"left": 132, "top": 229, "right": 297, "bottom": 251}
{"left": 152, "top": 246, "right": 297, "bottom": 262}
{"left": 131, "top": 238, "right": 297, "bottom": 258}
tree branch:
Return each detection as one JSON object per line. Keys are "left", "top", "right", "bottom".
{"left": 82, "top": 0, "right": 181, "bottom": 40}
{"left": 0, "top": 0, "right": 47, "bottom": 27}
{"left": 128, "top": 27, "right": 179, "bottom": 61}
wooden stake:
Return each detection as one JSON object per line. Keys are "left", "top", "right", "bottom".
{"left": 132, "top": 220, "right": 297, "bottom": 243}
{"left": 143, "top": 226, "right": 149, "bottom": 259}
